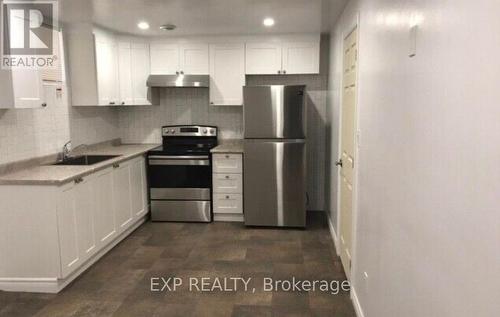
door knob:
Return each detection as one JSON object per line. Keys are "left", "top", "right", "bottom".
{"left": 335, "top": 159, "right": 343, "bottom": 167}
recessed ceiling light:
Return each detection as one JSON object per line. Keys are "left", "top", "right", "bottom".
{"left": 137, "top": 21, "right": 150, "bottom": 30}
{"left": 160, "top": 24, "right": 176, "bottom": 31}
{"left": 263, "top": 17, "right": 275, "bottom": 27}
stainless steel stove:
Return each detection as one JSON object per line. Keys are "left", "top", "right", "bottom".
{"left": 147, "top": 125, "right": 218, "bottom": 222}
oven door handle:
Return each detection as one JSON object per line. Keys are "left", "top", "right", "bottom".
{"left": 149, "top": 158, "right": 210, "bottom": 166}
{"left": 148, "top": 155, "right": 209, "bottom": 160}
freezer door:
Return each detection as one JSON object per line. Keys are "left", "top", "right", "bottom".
{"left": 244, "top": 85, "right": 306, "bottom": 139}
{"left": 244, "top": 139, "right": 306, "bottom": 227}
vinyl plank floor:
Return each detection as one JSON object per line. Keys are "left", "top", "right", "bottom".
{"left": 0, "top": 212, "right": 355, "bottom": 317}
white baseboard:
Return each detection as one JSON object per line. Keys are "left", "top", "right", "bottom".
{"left": 0, "top": 216, "right": 146, "bottom": 293}
{"left": 213, "top": 214, "right": 244, "bottom": 222}
{"left": 351, "top": 286, "right": 365, "bottom": 317}
{"left": 327, "top": 212, "right": 340, "bottom": 256}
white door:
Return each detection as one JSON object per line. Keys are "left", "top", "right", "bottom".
{"left": 282, "top": 41, "right": 320, "bottom": 74}
{"left": 150, "top": 44, "right": 179, "bottom": 74}
{"left": 74, "top": 176, "right": 96, "bottom": 262}
{"left": 129, "top": 157, "right": 147, "bottom": 218}
{"left": 11, "top": 69, "right": 46, "bottom": 108}
{"left": 56, "top": 182, "right": 80, "bottom": 278}
{"left": 179, "top": 43, "right": 209, "bottom": 75}
{"left": 130, "top": 43, "right": 151, "bottom": 105}
{"left": 209, "top": 43, "right": 245, "bottom": 106}
{"left": 93, "top": 167, "right": 116, "bottom": 248}
{"left": 245, "top": 42, "right": 282, "bottom": 75}
{"left": 95, "top": 39, "right": 119, "bottom": 105}
{"left": 113, "top": 161, "right": 133, "bottom": 232}
{"left": 338, "top": 28, "right": 358, "bottom": 279}
{"left": 118, "top": 42, "right": 133, "bottom": 105}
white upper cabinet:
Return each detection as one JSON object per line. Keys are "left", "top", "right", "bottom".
{"left": 245, "top": 39, "right": 320, "bottom": 75}
{"left": 130, "top": 43, "right": 151, "bottom": 105}
{"left": 281, "top": 41, "right": 320, "bottom": 74}
{"left": 150, "top": 44, "right": 179, "bottom": 75}
{"left": 179, "top": 44, "right": 209, "bottom": 74}
{"left": 245, "top": 42, "right": 282, "bottom": 75}
{"left": 11, "top": 69, "right": 47, "bottom": 108}
{"left": 118, "top": 42, "right": 151, "bottom": 105}
{"left": 95, "top": 37, "right": 120, "bottom": 105}
{"left": 118, "top": 42, "right": 134, "bottom": 105}
{"left": 150, "top": 43, "right": 209, "bottom": 75}
{"left": 209, "top": 43, "right": 245, "bottom": 106}
{"left": 0, "top": 69, "right": 47, "bottom": 109}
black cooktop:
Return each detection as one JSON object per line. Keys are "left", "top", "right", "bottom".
{"left": 148, "top": 144, "right": 215, "bottom": 156}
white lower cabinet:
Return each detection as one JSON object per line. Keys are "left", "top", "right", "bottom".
{"left": 113, "top": 161, "right": 134, "bottom": 232}
{"left": 0, "top": 155, "right": 149, "bottom": 290}
{"left": 93, "top": 167, "right": 116, "bottom": 248}
{"left": 212, "top": 153, "right": 243, "bottom": 221}
{"left": 213, "top": 194, "right": 243, "bottom": 214}
{"left": 130, "top": 157, "right": 148, "bottom": 218}
{"left": 74, "top": 177, "right": 97, "bottom": 263}
{"left": 57, "top": 182, "right": 81, "bottom": 278}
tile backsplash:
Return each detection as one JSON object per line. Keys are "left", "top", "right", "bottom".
{"left": 118, "top": 88, "right": 243, "bottom": 144}
{"left": 0, "top": 84, "right": 119, "bottom": 166}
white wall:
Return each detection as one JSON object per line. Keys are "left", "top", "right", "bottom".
{"left": 328, "top": 0, "right": 500, "bottom": 316}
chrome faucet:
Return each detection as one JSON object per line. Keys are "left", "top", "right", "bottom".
{"left": 62, "top": 141, "right": 72, "bottom": 161}
{"left": 61, "top": 141, "right": 88, "bottom": 161}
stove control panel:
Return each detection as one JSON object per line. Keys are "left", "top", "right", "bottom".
{"left": 162, "top": 125, "right": 217, "bottom": 137}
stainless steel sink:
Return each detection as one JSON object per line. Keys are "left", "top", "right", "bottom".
{"left": 52, "top": 155, "right": 121, "bottom": 166}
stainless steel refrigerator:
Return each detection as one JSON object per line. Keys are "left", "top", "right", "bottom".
{"left": 243, "top": 85, "right": 307, "bottom": 227}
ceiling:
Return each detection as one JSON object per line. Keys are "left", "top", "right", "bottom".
{"left": 60, "top": 0, "right": 347, "bottom": 37}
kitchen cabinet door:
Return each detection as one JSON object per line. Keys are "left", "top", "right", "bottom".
{"left": 113, "top": 161, "right": 133, "bottom": 233}
{"left": 10, "top": 69, "right": 46, "bottom": 108}
{"left": 95, "top": 38, "right": 119, "bottom": 105}
{"left": 93, "top": 167, "right": 116, "bottom": 248}
{"left": 209, "top": 43, "right": 245, "bottom": 106}
{"left": 130, "top": 43, "right": 151, "bottom": 105}
{"left": 117, "top": 42, "right": 134, "bottom": 105}
{"left": 118, "top": 42, "right": 133, "bottom": 105}
{"left": 74, "top": 176, "right": 97, "bottom": 262}
{"left": 129, "top": 156, "right": 148, "bottom": 219}
{"left": 179, "top": 43, "right": 209, "bottom": 75}
{"left": 245, "top": 42, "right": 282, "bottom": 75}
{"left": 281, "top": 41, "right": 320, "bottom": 74}
{"left": 150, "top": 44, "right": 179, "bottom": 75}
{"left": 56, "top": 182, "right": 81, "bottom": 278}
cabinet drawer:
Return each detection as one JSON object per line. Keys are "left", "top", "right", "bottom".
{"left": 213, "top": 173, "right": 242, "bottom": 193}
{"left": 213, "top": 194, "right": 243, "bottom": 214}
{"left": 213, "top": 154, "right": 242, "bottom": 173}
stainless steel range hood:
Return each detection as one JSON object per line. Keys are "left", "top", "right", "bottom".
{"left": 146, "top": 74, "right": 209, "bottom": 88}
